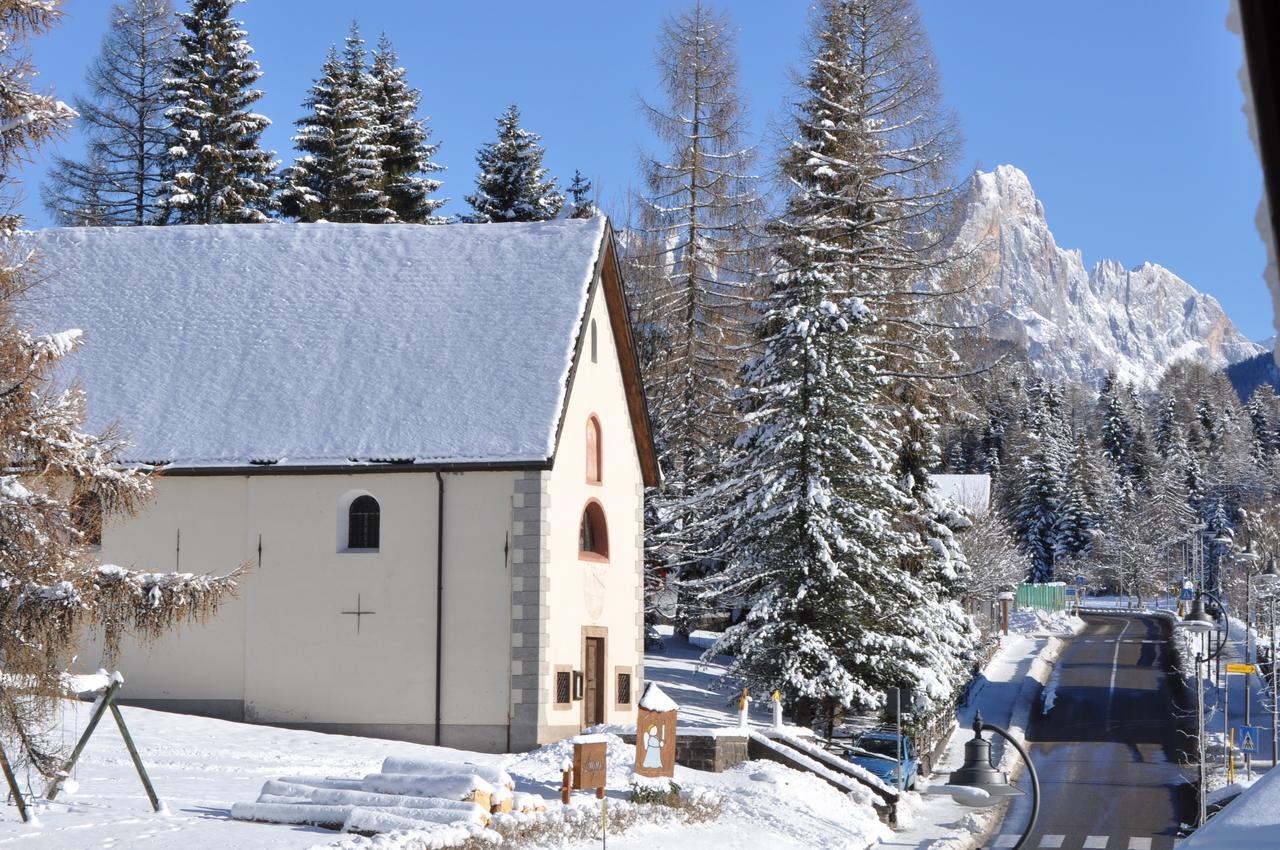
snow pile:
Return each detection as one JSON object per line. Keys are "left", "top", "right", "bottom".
{"left": 710, "top": 761, "right": 890, "bottom": 849}
{"left": 20, "top": 219, "right": 607, "bottom": 467}
{"left": 1007, "top": 606, "right": 1084, "bottom": 636}
{"left": 507, "top": 731, "right": 636, "bottom": 787}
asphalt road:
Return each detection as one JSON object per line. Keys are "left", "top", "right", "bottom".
{"left": 993, "top": 613, "right": 1194, "bottom": 850}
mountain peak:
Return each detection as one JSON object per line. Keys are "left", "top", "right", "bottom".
{"left": 968, "top": 165, "right": 1044, "bottom": 220}
{"left": 947, "top": 166, "right": 1261, "bottom": 387}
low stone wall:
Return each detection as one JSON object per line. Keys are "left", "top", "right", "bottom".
{"left": 619, "top": 730, "right": 749, "bottom": 773}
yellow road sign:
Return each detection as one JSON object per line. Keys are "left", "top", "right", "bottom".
{"left": 1227, "top": 663, "right": 1257, "bottom": 674}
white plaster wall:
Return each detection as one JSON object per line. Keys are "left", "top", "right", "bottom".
{"left": 85, "top": 469, "right": 518, "bottom": 734}
{"left": 544, "top": 285, "right": 645, "bottom": 734}
{"left": 91, "top": 476, "right": 251, "bottom": 703}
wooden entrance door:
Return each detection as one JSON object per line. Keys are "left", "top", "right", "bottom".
{"left": 583, "top": 636, "right": 605, "bottom": 727}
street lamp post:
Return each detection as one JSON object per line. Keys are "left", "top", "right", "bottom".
{"left": 1178, "top": 591, "right": 1227, "bottom": 827}
{"left": 942, "top": 712, "right": 1041, "bottom": 849}
{"left": 1256, "top": 555, "right": 1280, "bottom": 768}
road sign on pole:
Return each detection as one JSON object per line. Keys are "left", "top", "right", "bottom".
{"left": 1227, "top": 663, "right": 1257, "bottom": 675}
{"left": 1239, "top": 725, "right": 1260, "bottom": 754}
{"left": 1181, "top": 587, "right": 1195, "bottom": 602}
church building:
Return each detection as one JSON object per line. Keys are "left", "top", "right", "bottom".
{"left": 26, "top": 216, "right": 658, "bottom": 753}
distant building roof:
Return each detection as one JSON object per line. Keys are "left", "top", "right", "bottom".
{"left": 19, "top": 218, "right": 637, "bottom": 472}
{"left": 930, "top": 474, "right": 992, "bottom": 514}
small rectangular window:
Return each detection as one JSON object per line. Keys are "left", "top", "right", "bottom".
{"left": 555, "top": 669, "right": 572, "bottom": 707}
{"left": 590, "top": 319, "right": 598, "bottom": 363}
{"left": 614, "top": 666, "right": 633, "bottom": 711}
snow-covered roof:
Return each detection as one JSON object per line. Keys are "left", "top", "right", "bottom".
{"left": 20, "top": 219, "right": 610, "bottom": 468}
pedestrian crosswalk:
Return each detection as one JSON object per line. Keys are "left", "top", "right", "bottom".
{"left": 990, "top": 835, "right": 1180, "bottom": 849}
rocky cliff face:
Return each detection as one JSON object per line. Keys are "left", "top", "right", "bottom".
{"left": 945, "top": 165, "right": 1262, "bottom": 387}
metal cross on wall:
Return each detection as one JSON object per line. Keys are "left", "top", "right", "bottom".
{"left": 341, "top": 594, "right": 376, "bottom": 634}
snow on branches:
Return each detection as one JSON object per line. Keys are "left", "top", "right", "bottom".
{"left": 3, "top": 6, "right": 242, "bottom": 774}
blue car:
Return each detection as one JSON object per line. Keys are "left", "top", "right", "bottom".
{"left": 847, "top": 728, "right": 919, "bottom": 791}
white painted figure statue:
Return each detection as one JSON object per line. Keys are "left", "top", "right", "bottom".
{"left": 643, "top": 724, "right": 664, "bottom": 769}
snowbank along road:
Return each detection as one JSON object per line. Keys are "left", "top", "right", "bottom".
{"left": 993, "top": 613, "right": 1194, "bottom": 850}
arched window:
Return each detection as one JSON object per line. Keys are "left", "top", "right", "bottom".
{"left": 579, "top": 501, "right": 608, "bottom": 561}
{"left": 586, "top": 416, "right": 602, "bottom": 484}
{"left": 348, "top": 495, "right": 380, "bottom": 550}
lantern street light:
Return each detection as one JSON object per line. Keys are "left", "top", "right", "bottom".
{"left": 1176, "top": 589, "right": 1228, "bottom": 827}
{"left": 1258, "top": 557, "right": 1280, "bottom": 769}
{"left": 942, "top": 712, "right": 1041, "bottom": 849}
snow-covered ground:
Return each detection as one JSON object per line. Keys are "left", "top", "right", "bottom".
{"left": 0, "top": 695, "right": 886, "bottom": 848}
{"left": 1, "top": 613, "right": 1086, "bottom": 849}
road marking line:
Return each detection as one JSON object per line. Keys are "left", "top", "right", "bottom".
{"left": 1127, "top": 838, "right": 1152, "bottom": 850}
{"left": 1038, "top": 836, "right": 1065, "bottom": 848}
{"left": 1107, "top": 619, "right": 1133, "bottom": 721}
{"left": 1084, "top": 837, "right": 1109, "bottom": 848}
{"left": 992, "top": 837, "right": 1018, "bottom": 848}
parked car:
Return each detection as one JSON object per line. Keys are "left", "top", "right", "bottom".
{"left": 846, "top": 727, "right": 919, "bottom": 791}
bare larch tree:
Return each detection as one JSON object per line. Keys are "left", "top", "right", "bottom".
{"left": 629, "top": 0, "right": 763, "bottom": 627}
{"left": 42, "top": 0, "right": 177, "bottom": 226}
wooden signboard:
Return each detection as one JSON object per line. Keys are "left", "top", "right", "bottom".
{"left": 635, "top": 706, "right": 677, "bottom": 778}
{"left": 572, "top": 737, "right": 608, "bottom": 791}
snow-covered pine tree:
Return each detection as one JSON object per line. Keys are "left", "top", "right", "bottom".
{"left": 566, "top": 170, "right": 596, "bottom": 219}
{"left": 1154, "top": 391, "right": 1179, "bottom": 458}
{"left": 703, "top": 0, "right": 973, "bottom": 726}
{"left": 1054, "top": 436, "right": 1103, "bottom": 562}
{"left": 465, "top": 104, "right": 562, "bottom": 222}
{"left": 773, "top": 0, "right": 979, "bottom": 692}
{"left": 369, "top": 34, "right": 445, "bottom": 223}
{"left": 704, "top": 267, "right": 924, "bottom": 726}
{"left": 42, "top": 0, "right": 177, "bottom": 226}
{"left": 2, "top": 0, "right": 240, "bottom": 775}
{"left": 1004, "top": 379, "right": 1072, "bottom": 581}
{"left": 1099, "top": 373, "right": 1135, "bottom": 475}
{"left": 629, "top": 0, "right": 763, "bottom": 631}
{"left": 159, "top": 0, "right": 277, "bottom": 223}
{"left": 280, "top": 24, "right": 391, "bottom": 223}
{"left": 277, "top": 46, "right": 343, "bottom": 222}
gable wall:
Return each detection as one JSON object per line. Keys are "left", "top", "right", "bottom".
{"left": 537, "top": 277, "right": 646, "bottom": 743}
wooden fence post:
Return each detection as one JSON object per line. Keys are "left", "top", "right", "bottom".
{"left": 44, "top": 675, "right": 163, "bottom": 813}
{"left": 46, "top": 679, "right": 121, "bottom": 801}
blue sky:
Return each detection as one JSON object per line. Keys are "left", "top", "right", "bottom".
{"left": 21, "top": 0, "right": 1272, "bottom": 339}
